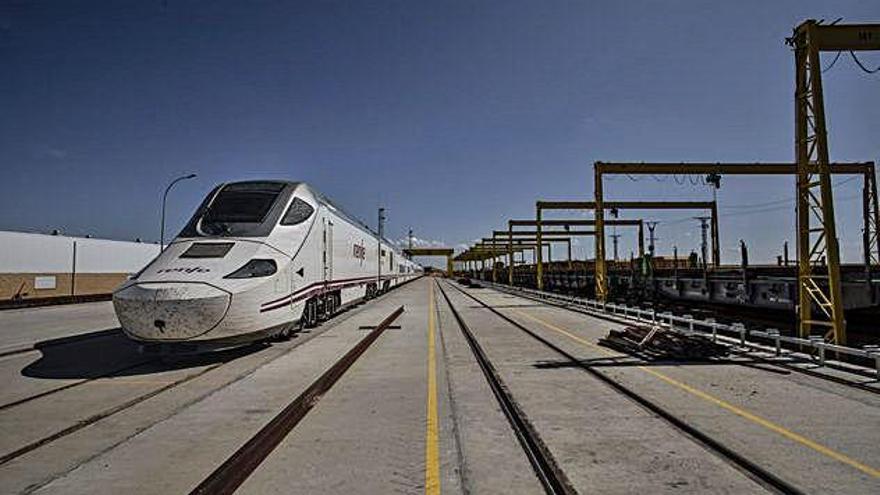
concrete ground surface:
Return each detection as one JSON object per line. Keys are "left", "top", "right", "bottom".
{"left": 0, "top": 301, "right": 119, "bottom": 356}
{"left": 0, "top": 277, "right": 877, "bottom": 494}
{"left": 444, "top": 280, "right": 880, "bottom": 494}
{"left": 435, "top": 281, "right": 765, "bottom": 494}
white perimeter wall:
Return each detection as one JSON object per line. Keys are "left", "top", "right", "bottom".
{"left": 0, "top": 231, "right": 160, "bottom": 274}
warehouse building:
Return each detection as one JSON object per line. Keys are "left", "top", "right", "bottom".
{"left": 0, "top": 231, "right": 159, "bottom": 301}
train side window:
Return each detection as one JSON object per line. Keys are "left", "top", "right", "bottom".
{"left": 280, "top": 198, "right": 315, "bottom": 225}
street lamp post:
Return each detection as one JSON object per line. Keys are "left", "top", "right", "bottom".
{"left": 161, "top": 174, "right": 197, "bottom": 252}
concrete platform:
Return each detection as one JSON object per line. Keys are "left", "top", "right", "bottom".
{"left": 0, "top": 301, "right": 119, "bottom": 357}
{"left": 1, "top": 282, "right": 454, "bottom": 494}
{"left": 436, "top": 282, "right": 765, "bottom": 494}
{"left": 448, "top": 281, "right": 880, "bottom": 494}
{"left": 235, "top": 278, "right": 461, "bottom": 494}
{"left": 0, "top": 277, "right": 877, "bottom": 494}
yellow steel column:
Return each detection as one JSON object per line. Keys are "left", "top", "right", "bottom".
{"left": 863, "top": 172, "right": 872, "bottom": 272}
{"left": 872, "top": 166, "right": 880, "bottom": 263}
{"left": 637, "top": 220, "right": 645, "bottom": 260}
{"left": 508, "top": 223, "right": 514, "bottom": 285}
{"left": 491, "top": 235, "right": 498, "bottom": 283}
{"left": 595, "top": 163, "right": 608, "bottom": 301}
{"left": 710, "top": 202, "right": 720, "bottom": 267}
{"left": 794, "top": 20, "right": 846, "bottom": 344}
{"left": 567, "top": 238, "right": 572, "bottom": 269}
{"left": 809, "top": 25, "right": 845, "bottom": 344}
{"left": 447, "top": 255, "right": 453, "bottom": 278}
{"left": 536, "top": 204, "right": 543, "bottom": 290}
{"left": 795, "top": 29, "right": 811, "bottom": 339}
{"left": 863, "top": 165, "right": 880, "bottom": 265}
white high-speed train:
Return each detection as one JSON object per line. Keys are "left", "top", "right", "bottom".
{"left": 113, "top": 181, "right": 422, "bottom": 350}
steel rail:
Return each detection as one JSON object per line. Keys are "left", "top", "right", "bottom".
{"left": 486, "top": 281, "right": 880, "bottom": 387}
{"left": 0, "top": 327, "right": 122, "bottom": 359}
{"left": 0, "top": 279, "right": 420, "bottom": 472}
{"left": 0, "top": 357, "right": 155, "bottom": 413}
{"left": 189, "top": 305, "right": 405, "bottom": 495}
{"left": 445, "top": 280, "right": 804, "bottom": 495}
{"left": 0, "top": 359, "right": 225, "bottom": 467}
{"left": 434, "top": 281, "right": 577, "bottom": 495}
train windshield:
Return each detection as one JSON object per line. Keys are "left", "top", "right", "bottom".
{"left": 184, "top": 182, "right": 289, "bottom": 238}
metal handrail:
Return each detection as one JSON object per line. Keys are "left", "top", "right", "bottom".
{"left": 474, "top": 279, "right": 880, "bottom": 378}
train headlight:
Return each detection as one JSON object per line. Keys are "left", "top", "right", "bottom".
{"left": 224, "top": 259, "right": 277, "bottom": 279}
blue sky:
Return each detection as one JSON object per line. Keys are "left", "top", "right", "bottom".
{"left": 1, "top": 1, "right": 878, "bottom": 264}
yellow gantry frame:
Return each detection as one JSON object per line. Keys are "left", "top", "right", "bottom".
{"left": 789, "top": 20, "right": 880, "bottom": 345}
{"left": 482, "top": 236, "right": 572, "bottom": 283}
{"left": 502, "top": 234, "right": 577, "bottom": 285}
{"left": 506, "top": 221, "right": 604, "bottom": 285}
{"left": 461, "top": 242, "right": 550, "bottom": 280}
{"left": 536, "top": 200, "right": 715, "bottom": 292}
{"left": 593, "top": 159, "right": 880, "bottom": 344}
{"left": 508, "top": 218, "right": 644, "bottom": 287}
{"left": 403, "top": 248, "right": 455, "bottom": 277}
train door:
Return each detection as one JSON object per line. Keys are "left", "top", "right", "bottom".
{"left": 323, "top": 218, "right": 334, "bottom": 282}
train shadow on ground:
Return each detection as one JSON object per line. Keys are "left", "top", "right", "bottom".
{"left": 20, "top": 328, "right": 264, "bottom": 380}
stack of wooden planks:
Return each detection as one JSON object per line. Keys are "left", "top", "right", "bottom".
{"left": 599, "top": 325, "right": 729, "bottom": 360}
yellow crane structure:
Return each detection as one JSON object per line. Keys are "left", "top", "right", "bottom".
{"left": 481, "top": 236, "right": 572, "bottom": 283}
{"left": 403, "top": 248, "right": 455, "bottom": 277}
{"left": 495, "top": 231, "right": 587, "bottom": 259}
{"left": 459, "top": 242, "right": 551, "bottom": 278}
{"left": 536, "top": 200, "right": 718, "bottom": 291}
{"left": 505, "top": 219, "right": 613, "bottom": 285}
{"left": 593, "top": 160, "right": 878, "bottom": 345}
{"left": 453, "top": 20, "right": 878, "bottom": 346}
{"left": 786, "top": 20, "right": 880, "bottom": 344}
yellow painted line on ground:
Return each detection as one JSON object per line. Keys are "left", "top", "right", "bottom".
{"left": 512, "top": 309, "right": 880, "bottom": 479}
{"left": 425, "top": 282, "right": 441, "bottom": 494}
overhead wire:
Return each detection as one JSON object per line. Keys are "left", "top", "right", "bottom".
{"left": 608, "top": 172, "right": 863, "bottom": 223}
{"left": 721, "top": 192, "right": 862, "bottom": 217}
{"left": 654, "top": 181, "right": 862, "bottom": 224}
{"left": 823, "top": 51, "right": 843, "bottom": 73}
{"left": 720, "top": 175, "right": 860, "bottom": 209}
{"left": 849, "top": 51, "right": 880, "bottom": 74}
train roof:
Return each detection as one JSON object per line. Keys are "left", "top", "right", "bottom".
{"left": 303, "top": 184, "right": 404, "bottom": 253}
{"left": 221, "top": 180, "right": 404, "bottom": 256}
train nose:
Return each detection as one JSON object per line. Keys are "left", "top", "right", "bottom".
{"left": 113, "top": 283, "right": 232, "bottom": 341}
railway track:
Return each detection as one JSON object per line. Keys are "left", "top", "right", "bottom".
{"left": 434, "top": 280, "right": 576, "bottom": 495}
{"left": 0, "top": 357, "right": 154, "bottom": 413}
{"left": 441, "top": 279, "right": 804, "bottom": 495}
{"left": 0, "top": 359, "right": 227, "bottom": 467}
{"left": 189, "top": 305, "right": 405, "bottom": 495}
{"left": 0, "top": 340, "right": 284, "bottom": 468}
{"left": 0, "top": 285, "right": 412, "bottom": 471}
{"left": 0, "top": 328, "right": 121, "bottom": 359}
{"left": 491, "top": 283, "right": 880, "bottom": 396}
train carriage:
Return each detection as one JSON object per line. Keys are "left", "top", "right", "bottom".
{"left": 113, "top": 180, "right": 421, "bottom": 351}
